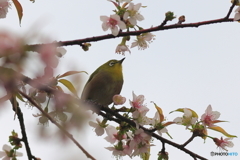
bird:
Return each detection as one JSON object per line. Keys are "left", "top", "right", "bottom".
{"left": 81, "top": 58, "right": 125, "bottom": 106}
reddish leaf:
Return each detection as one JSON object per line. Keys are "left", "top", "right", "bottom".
{"left": 12, "top": 0, "right": 23, "bottom": 26}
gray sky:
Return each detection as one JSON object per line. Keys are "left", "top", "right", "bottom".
{"left": 0, "top": 0, "right": 239, "bottom": 160}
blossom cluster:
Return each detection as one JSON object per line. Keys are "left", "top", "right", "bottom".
{"left": 89, "top": 92, "right": 172, "bottom": 158}
{"left": 100, "top": 0, "right": 155, "bottom": 54}
{"left": 89, "top": 92, "right": 236, "bottom": 159}
{"left": 172, "top": 105, "right": 236, "bottom": 151}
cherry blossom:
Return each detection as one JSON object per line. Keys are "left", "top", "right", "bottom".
{"left": 151, "top": 112, "right": 168, "bottom": 136}
{"left": 38, "top": 44, "right": 59, "bottom": 68}
{"left": 100, "top": 14, "right": 126, "bottom": 36}
{"left": 89, "top": 118, "right": 106, "bottom": 136}
{"left": 201, "top": 105, "right": 220, "bottom": 127}
{"left": 115, "top": 44, "right": 131, "bottom": 55}
{"left": 129, "top": 129, "right": 152, "bottom": 157}
{"left": 0, "top": 144, "right": 23, "bottom": 160}
{"left": 129, "top": 91, "right": 149, "bottom": 113}
{"left": 213, "top": 137, "right": 234, "bottom": 151}
{"left": 123, "top": 3, "right": 144, "bottom": 26}
{"left": 105, "top": 125, "right": 126, "bottom": 144}
{"left": 174, "top": 108, "right": 197, "bottom": 129}
{"left": 105, "top": 143, "right": 132, "bottom": 158}
{"left": 131, "top": 33, "right": 155, "bottom": 50}
{"left": 112, "top": 94, "right": 126, "bottom": 105}
{"left": 0, "top": 0, "right": 10, "bottom": 19}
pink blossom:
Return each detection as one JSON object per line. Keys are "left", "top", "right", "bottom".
{"left": 105, "top": 125, "right": 126, "bottom": 144}
{"left": 0, "top": 0, "right": 10, "bottom": 19}
{"left": 100, "top": 14, "right": 126, "bottom": 36}
{"left": 113, "top": 94, "right": 126, "bottom": 105}
{"left": 129, "top": 91, "right": 149, "bottom": 113}
{"left": 38, "top": 44, "right": 59, "bottom": 68}
{"left": 129, "top": 129, "right": 152, "bottom": 157}
{"left": 0, "top": 32, "right": 22, "bottom": 56}
{"left": 129, "top": 129, "right": 151, "bottom": 149}
{"left": 201, "top": 105, "right": 220, "bottom": 127}
{"left": 213, "top": 137, "right": 234, "bottom": 151}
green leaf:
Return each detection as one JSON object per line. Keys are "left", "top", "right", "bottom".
{"left": 209, "top": 126, "right": 237, "bottom": 138}
{"left": 170, "top": 108, "right": 198, "bottom": 118}
{"left": 15, "top": 92, "right": 25, "bottom": 102}
{"left": 12, "top": 0, "right": 23, "bottom": 26}
{"left": 58, "top": 79, "right": 78, "bottom": 97}
{"left": 57, "top": 71, "right": 88, "bottom": 79}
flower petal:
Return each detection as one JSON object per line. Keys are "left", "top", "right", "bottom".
{"left": 111, "top": 26, "right": 119, "bottom": 36}
{"left": 100, "top": 15, "right": 109, "bottom": 22}
{"left": 118, "top": 21, "right": 126, "bottom": 30}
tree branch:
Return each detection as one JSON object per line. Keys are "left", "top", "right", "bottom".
{"left": 10, "top": 96, "right": 37, "bottom": 160}
{"left": 18, "top": 90, "right": 96, "bottom": 160}
{"left": 25, "top": 17, "right": 234, "bottom": 52}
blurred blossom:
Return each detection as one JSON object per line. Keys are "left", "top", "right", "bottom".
{"left": 0, "top": 32, "right": 22, "bottom": 56}
{"left": 56, "top": 47, "right": 66, "bottom": 57}
{"left": 0, "top": 144, "right": 23, "bottom": 159}
{"left": 116, "top": 0, "right": 131, "bottom": 3}
{"left": 0, "top": 0, "right": 10, "bottom": 18}
{"left": 213, "top": 137, "right": 234, "bottom": 151}
{"left": 123, "top": 3, "right": 144, "bottom": 26}
{"left": 35, "top": 92, "right": 47, "bottom": 103}
{"left": 38, "top": 44, "right": 59, "bottom": 68}
{"left": 113, "top": 94, "right": 126, "bottom": 105}
{"left": 201, "top": 105, "right": 220, "bottom": 127}
{"left": 100, "top": 14, "right": 126, "bottom": 36}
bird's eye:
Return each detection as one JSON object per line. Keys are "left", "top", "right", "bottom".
{"left": 109, "top": 61, "right": 115, "bottom": 66}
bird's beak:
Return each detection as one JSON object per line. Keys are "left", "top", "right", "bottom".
{"left": 118, "top": 58, "right": 125, "bottom": 64}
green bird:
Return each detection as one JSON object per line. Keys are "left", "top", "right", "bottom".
{"left": 81, "top": 58, "right": 125, "bottom": 106}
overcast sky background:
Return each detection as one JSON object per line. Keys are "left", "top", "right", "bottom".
{"left": 0, "top": 0, "right": 240, "bottom": 160}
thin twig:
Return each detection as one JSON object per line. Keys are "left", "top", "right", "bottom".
{"left": 181, "top": 132, "right": 198, "bottom": 147}
{"left": 225, "top": 0, "right": 237, "bottom": 19}
{"left": 18, "top": 90, "right": 96, "bottom": 160}
{"left": 10, "top": 96, "right": 37, "bottom": 160}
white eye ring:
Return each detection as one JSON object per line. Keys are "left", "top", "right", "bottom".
{"left": 109, "top": 61, "right": 115, "bottom": 66}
